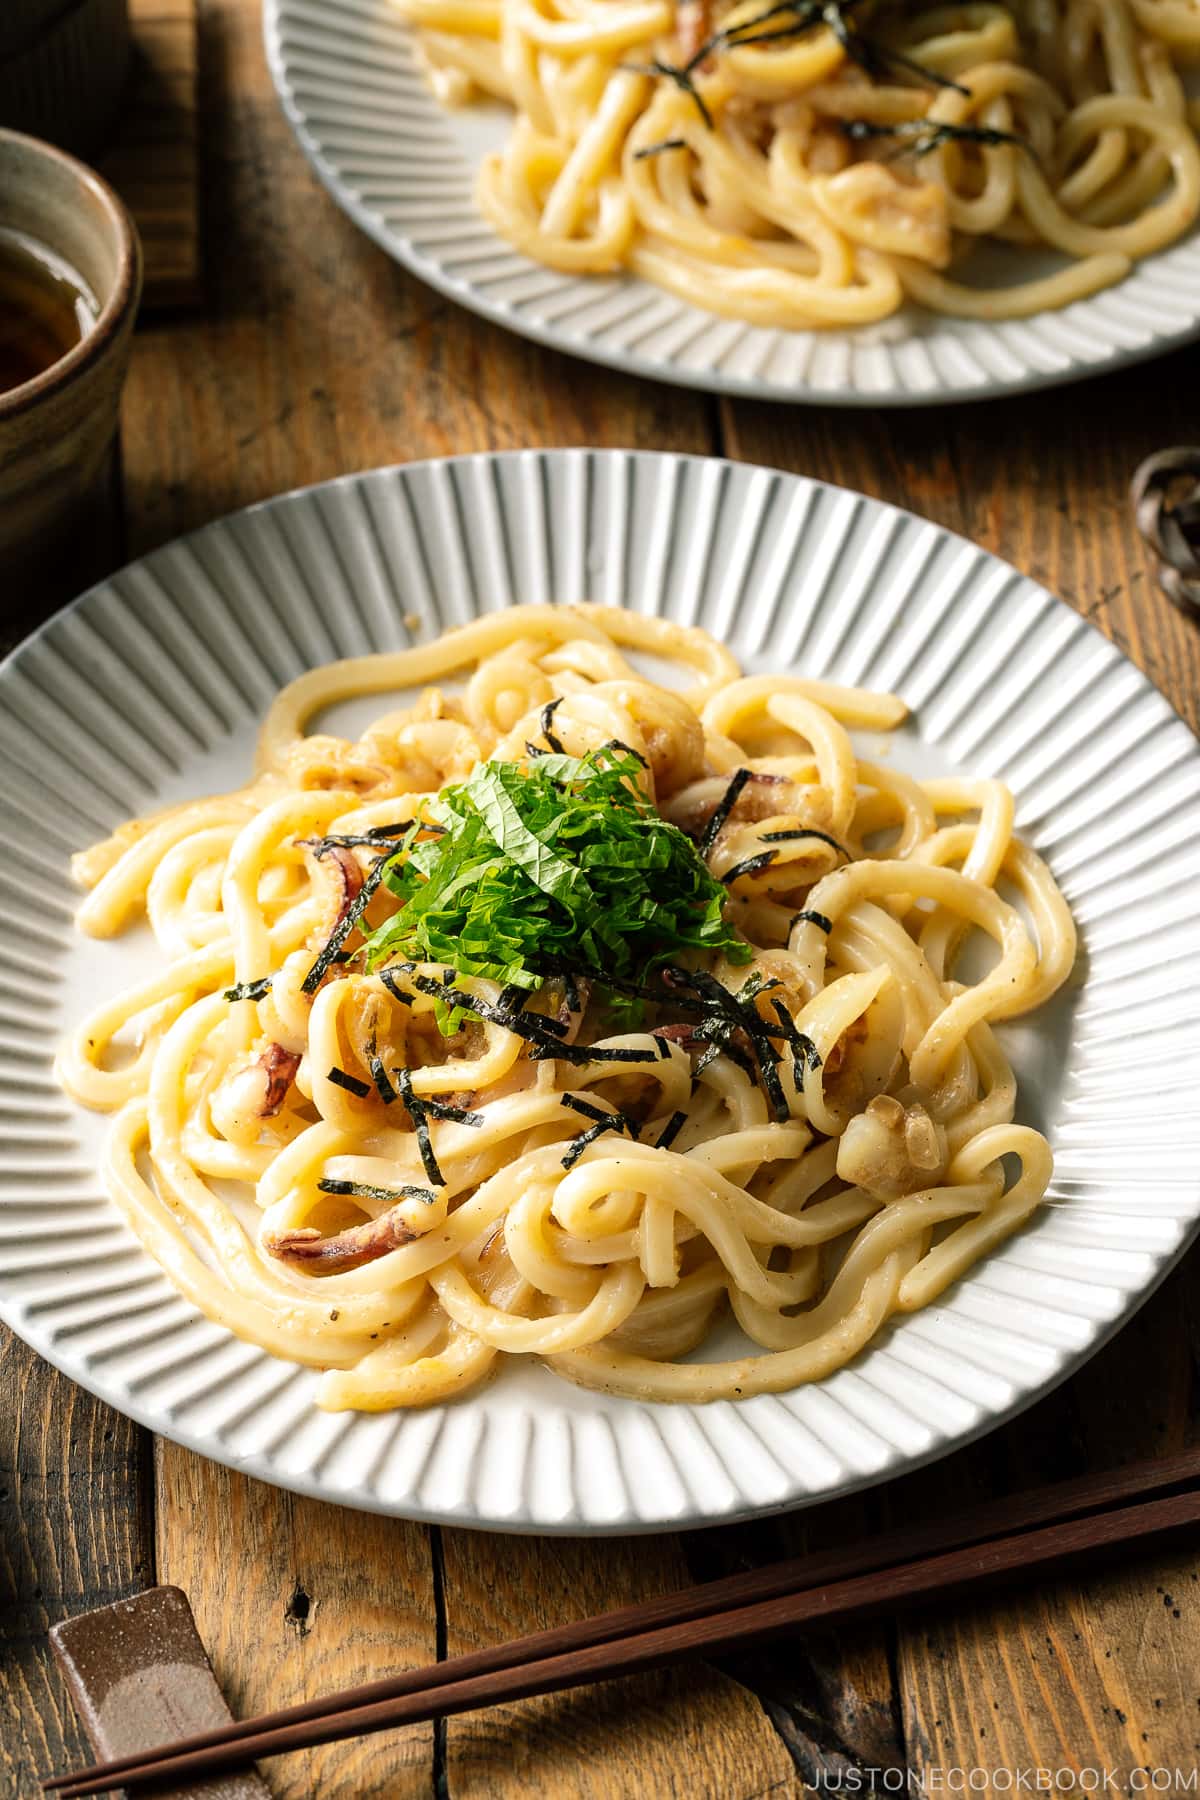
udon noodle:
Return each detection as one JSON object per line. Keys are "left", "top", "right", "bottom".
{"left": 58, "top": 605, "right": 1076, "bottom": 1409}
{"left": 397, "top": 0, "right": 1200, "bottom": 327}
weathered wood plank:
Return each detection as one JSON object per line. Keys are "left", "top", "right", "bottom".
{"left": 0, "top": 1336, "right": 153, "bottom": 1799}
{"left": 438, "top": 1529, "right": 801, "bottom": 1800}
{"left": 885, "top": 1251, "right": 1200, "bottom": 1786}
{"left": 152, "top": 1453, "right": 438, "bottom": 1800}
{"left": 683, "top": 1497, "right": 904, "bottom": 1789}
{"left": 101, "top": 0, "right": 201, "bottom": 309}
{"left": 1, "top": 403, "right": 145, "bottom": 1800}
{"left": 119, "top": 0, "right": 712, "bottom": 556}
{"left": 898, "top": 1541, "right": 1200, "bottom": 1787}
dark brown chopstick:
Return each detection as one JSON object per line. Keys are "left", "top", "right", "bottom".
{"left": 45, "top": 1453, "right": 1200, "bottom": 1797}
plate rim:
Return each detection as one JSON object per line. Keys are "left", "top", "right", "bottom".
{"left": 2, "top": 445, "right": 1199, "bottom": 1535}
{"left": 262, "top": 0, "right": 1200, "bottom": 410}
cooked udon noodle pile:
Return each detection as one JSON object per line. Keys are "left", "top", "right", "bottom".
{"left": 400, "top": 0, "right": 1200, "bottom": 327}
{"left": 58, "top": 605, "right": 1075, "bottom": 1410}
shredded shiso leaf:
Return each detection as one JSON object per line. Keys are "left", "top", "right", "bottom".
{"left": 362, "top": 744, "right": 751, "bottom": 1023}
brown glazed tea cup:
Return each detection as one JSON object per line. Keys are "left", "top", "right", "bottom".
{"left": 0, "top": 126, "right": 142, "bottom": 599}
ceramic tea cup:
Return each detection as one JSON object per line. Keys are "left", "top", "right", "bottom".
{"left": 0, "top": 126, "right": 142, "bottom": 597}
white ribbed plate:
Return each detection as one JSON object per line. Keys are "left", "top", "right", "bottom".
{"left": 3, "top": 450, "right": 1200, "bottom": 1534}
{"left": 264, "top": 0, "right": 1200, "bottom": 406}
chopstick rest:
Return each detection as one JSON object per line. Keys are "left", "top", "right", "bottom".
{"left": 50, "top": 1585, "right": 269, "bottom": 1799}
{"left": 1131, "top": 446, "right": 1200, "bottom": 617}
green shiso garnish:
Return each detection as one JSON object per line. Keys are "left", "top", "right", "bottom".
{"left": 362, "top": 743, "right": 751, "bottom": 1024}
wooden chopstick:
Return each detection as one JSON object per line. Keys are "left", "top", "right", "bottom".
{"left": 44, "top": 1449, "right": 1200, "bottom": 1797}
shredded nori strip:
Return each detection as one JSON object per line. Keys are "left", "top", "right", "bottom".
{"left": 668, "top": 970, "right": 758, "bottom": 1050}
{"left": 304, "top": 833, "right": 397, "bottom": 857}
{"left": 302, "top": 821, "right": 446, "bottom": 856}
{"left": 406, "top": 972, "right": 595, "bottom": 1064}
{"left": 560, "top": 1093, "right": 610, "bottom": 1123}
{"left": 543, "top": 961, "right": 707, "bottom": 1016}
{"left": 302, "top": 854, "right": 390, "bottom": 994}
{"left": 368, "top": 1047, "right": 397, "bottom": 1106}
{"left": 634, "top": 138, "right": 688, "bottom": 160}
{"left": 368, "top": 819, "right": 444, "bottom": 839}
{"left": 600, "top": 737, "right": 649, "bottom": 769}
{"left": 751, "top": 1027, "right": 789, "bottom": 1122}
{"left": 613, "top": 972, "right": 705, "bottom": 1014}
{"left": 740, "top": 970, "right": 782, "bottom": 1002}
{"left": 539, "top": 698, "right": 565, "bottom": 755}
{"left": 699, "top": 768, "right": 752, "bottom": 859}
{"left": 379, "top": 968, "right": 414, "bottom": 1007}
{"left": 661, "top": 965, "right": 759, "bottom": 1029}
{"left": 714, "top": 1, "right": 968, "bottom": 93}
{"left": 841, "top": 117, "right": 1029, "bottom": 160}
{"left": 397, "top": 1068, "right": 446, "bottom": 1188}
{"left": 562, "top": 969, "right": 582, "bottom": 1015}
{"left": 652, "top": 964, "right": 799, "bottom": 1117}
{"left": 422, "top": 1095, "right": 485, "bottom": 1127}
{"left": 327, "top": 1065, "right": 371, "bottom": 1098}
{"left": 559, "top": 1093, "right": 639, "bottom": 1168}
{"left": 771, "top": 998, "right": 823, "bottom": 1074}
{"left": 388, "top": 965, "right": 763, "bottom": 1090}
{"left": 655, "top": 1036, "right": 674, "bottom": 1060}
{"left": 223, "top": 976, "right": 272, "bottom": 1003}
{"left": 664, "top": 965, "right": 788, "bottom": 1116}
{"left": 528, "top": 1037, "right": 594, "bottom": 1065}
{"left": 500, "top": 983, "right": 567, "bottom": 1036}
{"left": 791, "top": 909, "right": 833, "bottom": 934}
{"left": 693, "top": 1028, "right": 758, "bottom": 1081}
{"left": 655, "top": 1110, "right": 687, "bottom": 1150}
{"left": 627, "top": 57, "right": 714, "bottom": 126}
{"left": 759, "top": 826, "right": 848, "bottom": 858}
{"left": 561, "top": 1119, "right": 618, "bottom": 1170}
{"left": 641, "top": 0, "right": 966, "bottom": 144}
{"left": 722, "top": 850, "right": 778, "bottom": 885}
{"left": 318, "top": 1176, "right": 437, "bottom": 1205}
{"left": 561, "top": 1092, "right": 640, "bottom": 1137}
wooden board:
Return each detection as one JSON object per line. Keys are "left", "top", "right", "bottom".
{"left": 0, "top": 1341, "right": 153, "bottom": 1798}
{"left": 101, "top": 0, "right": 200, "bottom": 311}
{"left": 4, "top": 0, "right": 1200, "bottom": 1793}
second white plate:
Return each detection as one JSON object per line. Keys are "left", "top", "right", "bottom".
{"left": 2, "top": 451, "right": 1200, "bottom": 1532}
{"left": 264, "top": 0, "right": 1200, "bottom": 407}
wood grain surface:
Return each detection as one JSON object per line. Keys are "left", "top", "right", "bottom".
{"left": 1, "top": 2, "right": 1199, "bottom": 1796}
{"left": 101, "top": 0, "right": 201, "bottom": 310}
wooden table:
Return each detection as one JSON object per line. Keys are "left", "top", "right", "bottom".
{"left": 3, "top": 4, "right": 1200, "bottom": 1794}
